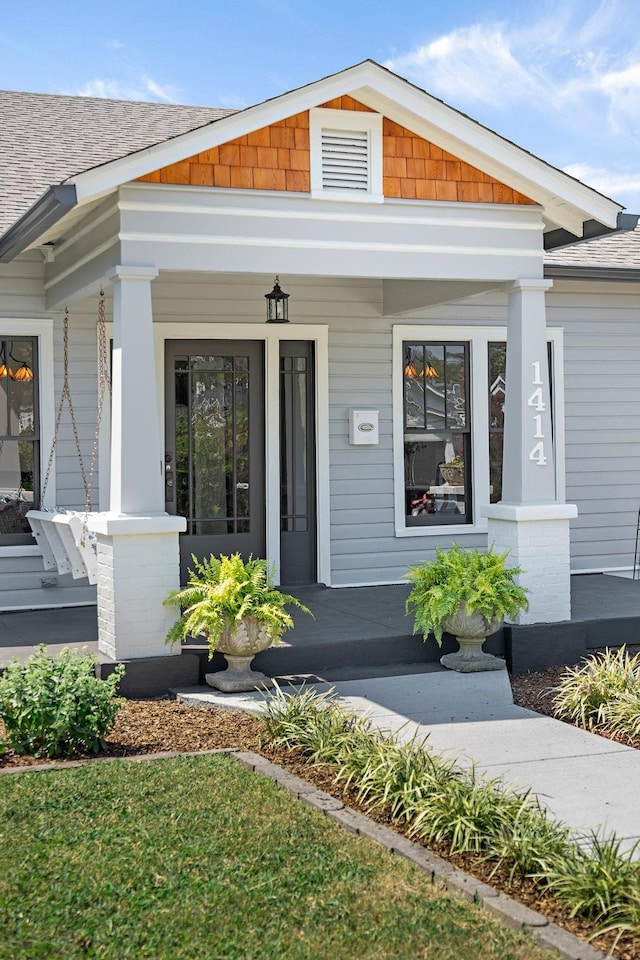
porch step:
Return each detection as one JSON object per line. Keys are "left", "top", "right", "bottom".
{"left": 0, "top": 549, "right": 96, "bottom": 611}
{"left": 0, "top": 585, "right": 97, "bottom": 612}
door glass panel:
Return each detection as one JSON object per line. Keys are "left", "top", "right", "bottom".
{"left": 174, "top": 353, "right": 251, "bottom": 535}
{"left": 280, "top": 355, "right": 308, "bottom": 530}
{"left": 488, "top": 342, "right": 507, "bottom": 504}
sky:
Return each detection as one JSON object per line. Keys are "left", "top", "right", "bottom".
{"left": 3, "top": 0, "right": 640, "bottom": 210}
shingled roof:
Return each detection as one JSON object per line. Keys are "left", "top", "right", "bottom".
{"left": 544, "top": 221, "right": 640, "bottom": 272}
{"left": 0, "top": 90, "right": 234, "bottom": 234}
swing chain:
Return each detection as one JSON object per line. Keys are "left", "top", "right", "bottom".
{"left": 40, "top": 308, "right": 90, "bottom": 507}
{"left": 85, "top": 290, "right": 111, "bottom": 517}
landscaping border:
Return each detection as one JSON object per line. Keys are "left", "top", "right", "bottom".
{"left": 2, "top": 746, "right": 612, "bottom": 960}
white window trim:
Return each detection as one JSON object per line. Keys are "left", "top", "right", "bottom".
{"left": 0, "top": 318, "right": 55, "bottom": 554}
{"left": 309, "top": 107, "right": 383, "bottom": 203}
{"left": 392, "top": 323, "right": 565, "bottom": 538}
{"left": 100, "top": 322, "right": 331, "bottom": 586}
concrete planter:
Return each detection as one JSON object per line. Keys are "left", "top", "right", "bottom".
{"left": 440, "top": 604, "right": 506, "bottom": 673}
{"left": 205, "top": 616, "right": 275, "bottom": 692}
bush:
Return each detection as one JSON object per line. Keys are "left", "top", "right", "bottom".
{"left": 263, "top": 684, "right": 640, "bottom": 940}
{"left": 552, "top": 646, "right": 640, "bottom": 730}
{"left": 0, "top": 646, "right": 125, "bottom": 758}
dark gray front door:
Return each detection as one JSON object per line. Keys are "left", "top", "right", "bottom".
{"left": 165, "top": 340, "right": 265, "bottom": 581}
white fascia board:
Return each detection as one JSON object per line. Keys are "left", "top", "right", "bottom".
{"left": 66, "top": 58, "right": 620, "bottom": 234}
{"left": 68, "top": 63, "right": 380, "bottom": 205}
{"left": 350, "top": 75, "right": 622, "bottom": 230}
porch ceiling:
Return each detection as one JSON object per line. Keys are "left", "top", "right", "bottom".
{"left": 383, "top": 279, "right": 503, "bottom": 314}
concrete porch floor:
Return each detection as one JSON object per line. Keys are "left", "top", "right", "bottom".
{"left": 0, "top": 573, "right": 638, "bottom": 681}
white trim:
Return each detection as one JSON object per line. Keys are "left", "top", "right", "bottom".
{"left": 0, "top": 319, "right": 56, "bottom": 511}
{"left": 62, "top": 61, "right": 620, "bottom": 234}
{"left": 42, "top": 237, "right": 119, "bottom": 291}
{"left": 392, "top": 323, "right": 564, "bottom": 538}
{"left": 136, "top": 322, "right": 332, "bottom": 586}
{"left": 310, "top": 107, "right": 383, "bottom": 202}
{"left": 118, "top": 230, "right": 542, "bottom": 261}
{"left": 119, "top": 188, "right": 543, "bottom": 231}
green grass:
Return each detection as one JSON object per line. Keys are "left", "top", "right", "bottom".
{"left": 0, "top": 754, "right": 556, "bottom": 960}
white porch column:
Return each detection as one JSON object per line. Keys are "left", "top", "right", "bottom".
{"left": 483, "top": 279, "right": 577, "bottom": 624}
{"left": 89, "top": 265, "right": 186, "bottom": 661}
{"left": 109, "top": 265, "right": 163, "bottom": 514}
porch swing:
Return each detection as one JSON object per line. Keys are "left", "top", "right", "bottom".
{"left": 26, "top": 293, "right": 111, "bottom": 586}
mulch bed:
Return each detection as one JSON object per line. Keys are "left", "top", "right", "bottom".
{"left": 1, "top": 673, "right": 639, "bottom": 959}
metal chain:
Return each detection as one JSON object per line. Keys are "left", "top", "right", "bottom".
{"left": 40, "top": 308, "right": 90, "bottom": 507}
{"left": 85, "top": 291, "right": 111, "bottom": 514}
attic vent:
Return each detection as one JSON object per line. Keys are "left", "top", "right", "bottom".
{"left": 321, "top": 129, "right": 369, "bottom": 192}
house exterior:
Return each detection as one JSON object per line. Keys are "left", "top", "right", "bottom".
{"left": 0, "top": 59, "right": 636, "bottom": 667}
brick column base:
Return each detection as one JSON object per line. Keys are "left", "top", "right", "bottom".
{"left": 87, "top": 514, "right": 186, "bottom": 660}
{"left": 483, "top": 503, "right": 577, "bottom": 624}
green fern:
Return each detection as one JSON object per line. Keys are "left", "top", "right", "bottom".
{"left": 164, "top": 553, "right": 312, "bottom": 654}
{"left": 405, "top": 544, "right": 528, "bottom": 644}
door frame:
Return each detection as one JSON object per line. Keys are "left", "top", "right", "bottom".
{"left": 100, "top": 321, "right": 330, "bottom": 585}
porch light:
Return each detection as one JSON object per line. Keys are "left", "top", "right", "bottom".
{"left": 422, "top": 363, "right": 438, "bottom": 379}
{"left": 265, "top": 276, "right": 290, "bottom": 323}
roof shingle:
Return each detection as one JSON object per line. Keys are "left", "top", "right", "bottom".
{"left": 0, "top": 90, "right": 234, "bottom": 234}
{"left": 544, "top": 224, "right": 640, "bottom": 271}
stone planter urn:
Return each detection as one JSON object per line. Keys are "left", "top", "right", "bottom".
{"left": 440, "top": 603, "right": 505, "bottom": 673}
{"left": 205, "top": 616, "right": 275, "bottom": 693}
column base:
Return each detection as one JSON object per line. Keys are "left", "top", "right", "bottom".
{"left": 87, "top": 513, "right": 186, "bottom": 661}
{"left": 483, "top": 503, "right": 577, "bottom": 624}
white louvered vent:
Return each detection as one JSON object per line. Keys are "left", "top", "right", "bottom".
{"left": 321, "top": 129, "right": 369, "bottom": 192}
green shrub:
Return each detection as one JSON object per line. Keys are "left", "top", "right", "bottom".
{"left": 552, "top": 646, "right": 640, "bottom": 729}
{"left": 605, "top": 689, "right": 640, "bottom": 738}
{"left": 0, "top": 646, "right": 125, "bottom": 758}
{"left": 544, "top": 834, "right": 640, "bottom": 925}
{"left": 263, "top": 684, "right": 640, "bottom": 940}
{"left": 405, "top": 544, "right": 528, "bottom": 643}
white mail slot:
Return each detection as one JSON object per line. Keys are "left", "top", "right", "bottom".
{"left": 349, "top": 409, "right": 380, "bottom": 445}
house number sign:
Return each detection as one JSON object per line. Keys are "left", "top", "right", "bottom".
{"left": 527, "top": 360, "right": 547, "bottom": 466}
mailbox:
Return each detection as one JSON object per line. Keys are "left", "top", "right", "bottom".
{"left": 349, "top": 409, "right": 379, "bottom": 445}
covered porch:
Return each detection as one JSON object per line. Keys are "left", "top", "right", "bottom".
{"left": 1, "top": 574, "right": 638, "bottom": 695}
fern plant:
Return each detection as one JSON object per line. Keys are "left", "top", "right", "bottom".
{"left": 164, "top": 553, "right": 311, "bottom": 655}
{"left": 405, "top": 544, "right": 528, "bottom": 644}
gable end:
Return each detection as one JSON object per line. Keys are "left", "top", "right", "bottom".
{"left": 136, "top": 96, "right": 535, "bottom": 207}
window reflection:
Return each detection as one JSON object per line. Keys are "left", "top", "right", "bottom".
{"left": 403, "top": 341, "right": 471, "bottom": 526}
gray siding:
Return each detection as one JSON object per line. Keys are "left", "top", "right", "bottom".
{"left": 52, "top": 302, "right": 99, "bottom": 510}
{"left": 547, "top": 283, "right": 640, "bottom": 573}
{"left": 151, "top": 272, "right": 488, "bottom": 586}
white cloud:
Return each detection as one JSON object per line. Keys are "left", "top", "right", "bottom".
{"left": 384, "top": 2, "right": 640, "bottom": 137}
{"left": 105, "top": 39, "right": 125, "bottom": 51}
{"left": 563, "top": 163, "right": 640, "bottom": 200}
{"left": 386, "top": 24, "right": 540, "bottom": 106}
{"left": 74, "top": 75, "right": 179, "bottom": 103}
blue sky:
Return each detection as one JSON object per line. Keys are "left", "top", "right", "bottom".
{"left": 4, "top": 0, "right": 640, "bottom": 209}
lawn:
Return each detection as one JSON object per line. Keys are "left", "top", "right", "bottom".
{"left": 0, "top": 753, "right": 556, "bottom": 960}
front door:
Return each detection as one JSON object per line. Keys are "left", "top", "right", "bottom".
{"left": 165, "top": 340, "right": 265, "bottom": 581}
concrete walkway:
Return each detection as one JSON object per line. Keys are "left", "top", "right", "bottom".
{"left": 176, "top": 668, "right": 640, "bottom": 857}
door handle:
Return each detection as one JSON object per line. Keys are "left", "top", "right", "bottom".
{"left": 236, "top": 482, "right": 249, "bottom": 491}
{"left": 165, "top": 453, "right": 174, "bottom": 501}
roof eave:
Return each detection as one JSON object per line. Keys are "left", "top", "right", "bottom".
{"left": 544, "top": 263, "right": 640, "bottom": 282}
{"left": 0, "top": 185, "right": 77, "bottom": 263}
